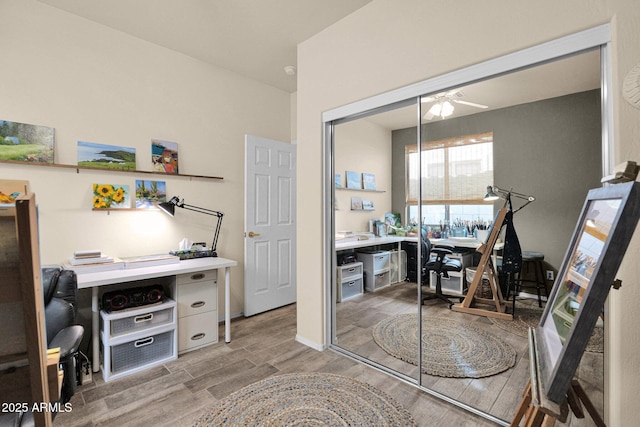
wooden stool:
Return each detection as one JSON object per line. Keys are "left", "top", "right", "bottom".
{"left": 517, "top": 251, "right": 548, "bottom": 307}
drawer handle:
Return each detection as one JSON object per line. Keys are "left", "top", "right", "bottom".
{"left": 347, "top": 281, "right": 357, "bottom": 287}
{"left": 347, "top": 268, "right": 356, "bottom": 273}
{"left": 191, "top": 273, "right": 206, "bottom": 280}
{"left": 134, "top": 313, "right": 154, "bottom": 323}
{"left": 134, "top": 337, "right": 154, "bottom": 348}
{"left": 191, "top": 301, "right": 206, "bottom": 309}
{"left": 191, "top": 333, "right": 206, "bottom": 341}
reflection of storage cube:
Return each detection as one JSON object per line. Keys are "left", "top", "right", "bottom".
{"left": 357, "top": 251, "right": 390, "bottom": 272}
{"left": 339, "top": 277, "right": 364, "bottom": 301}
{"left": 337, "top": 262, "right": 363, "bottom": 302}
{"left": 365, "top": 269, "right": 391, "bottom": 292}
{"left": 389, "top": 250, "right": 406, "bottom": 284}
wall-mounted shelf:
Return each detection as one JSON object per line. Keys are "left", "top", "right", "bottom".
{"left": 336, "top": 187, "right": 385, "bottom": 193}
{"left": 0, "top": 159, "right": 223, "bottom": 181}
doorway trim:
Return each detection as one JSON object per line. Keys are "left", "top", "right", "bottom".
{"left": 322, "top": 23, "right": 612, "bottom": 426}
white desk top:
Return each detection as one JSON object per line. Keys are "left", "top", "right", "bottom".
{"left": 76, "top": 257, "right": 237, "bottom": 288}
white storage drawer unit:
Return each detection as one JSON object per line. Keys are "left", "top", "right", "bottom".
{"left": 357, "top": 251, "right": 391, "bottom": 292}
{"left": 428, "top": 252, "right": 473, "bottom": 296}
{"left": 109, "top": 329, "right": 175, "bottom": 375}
{"left": 336, "top": 262, "right": 363, "bottom": 302}
{"left": 357, "top": 251, "right": 390, "bottom": 272}
{"left": 365, "top": 269, "right": 391, "bottom": 292}
{"left": 100, "top": 298, "right": 177, "bottom": 382}
{"left": 176, "top": 270, "right": 218, "bottom": 353}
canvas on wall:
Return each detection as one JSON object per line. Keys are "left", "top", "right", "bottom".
{"left": 0, "top": 120, "right": 54, "bottom": 163}
{"left": 78, "top": 141, "right": 136, "bottom": 170}
{"left": 92, "top": 183, "right": 130, "bottom": 209}
{"left": 135, "top": 180, "right": 167, "bottom": 209}
{"left": 151, "top": 139, "right": 179, "bottom": 174}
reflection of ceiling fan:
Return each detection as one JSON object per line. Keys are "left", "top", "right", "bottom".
{"left": 421, "top": 89, "right": 489, "bottom": 120}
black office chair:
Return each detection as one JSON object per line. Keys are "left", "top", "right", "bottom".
{"left": 42, "top": 266, "right": 85, "bottom": 404}
{"left": 423, "top": 242, "right": 463, "bottom": 307}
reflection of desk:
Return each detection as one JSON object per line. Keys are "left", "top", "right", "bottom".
{"left": 335, "top": 235, "right": 502, "bottom": 252}
{"left": 77, "top": 257, "right": 237, "bottom": 373}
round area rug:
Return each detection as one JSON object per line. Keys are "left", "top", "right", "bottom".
{"left": 373, "top": 314, "right": 516, "bottom": 378}
{"left": 193, "top": 372, "right": 416, "bottom": 426}
{"left": 489, "top": 307, "right": 604, "bottom": 353}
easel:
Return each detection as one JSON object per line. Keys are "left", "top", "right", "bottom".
{"left": 452, "top": 204, "right": 512, "bottom": 320}
{"left": 511, "top": 329, "right": 605, "bottom": 427}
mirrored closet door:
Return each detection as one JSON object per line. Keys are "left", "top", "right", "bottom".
{"left": 327, "top": 42, "right": 606, "bottom": 425}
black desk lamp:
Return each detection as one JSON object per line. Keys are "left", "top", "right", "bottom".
{"left": 158, "top": 196, "right": 224, "bottom": 257}
{"left": 484, "top": 185, "right": 535, "bottom": 213}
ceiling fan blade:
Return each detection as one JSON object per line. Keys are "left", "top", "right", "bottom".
{"left": 453, "top": 99, "right": 489, "bottom": 109}
{"left": 424, "top": 111, "right": 436, "bottom": 120}
{"left": 420, "top": 96, "right": 436, "bottom": 103}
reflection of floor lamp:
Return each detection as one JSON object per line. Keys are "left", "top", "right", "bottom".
{"left": 158, "top": 196, "right": 224, "bottom": 257}
{"left": 452, "top": 185, "right": 535, "bottom": 320}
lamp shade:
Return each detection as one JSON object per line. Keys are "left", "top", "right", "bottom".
{"left": 484, "top": 186, "right": 500, "bottom": 201}
{"left": 158, "top": 196, "right": 180, "bottom": 216}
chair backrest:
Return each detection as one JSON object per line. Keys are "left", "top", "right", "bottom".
{"left": 420, "top": 229, "right": 432, "bottom": 265}
{"left": 42, "top": 267, "right": 78, "bottom": 345}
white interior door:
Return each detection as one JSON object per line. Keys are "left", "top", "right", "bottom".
{"left": 244, "top": 135, "right": 296, "bottom": 316}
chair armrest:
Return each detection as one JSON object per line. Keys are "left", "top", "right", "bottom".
{"left": 49, "top": 325, "right": 84, "bottom": 359}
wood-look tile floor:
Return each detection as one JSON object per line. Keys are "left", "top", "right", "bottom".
{"left": 55, "top": 286, "right": 603, "bottom": 426}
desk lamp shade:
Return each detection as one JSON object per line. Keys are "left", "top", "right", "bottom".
{"left": 484, "top": 186, "right": 500, "bottom": 201}
{"left": 158, "top": 195, "right": 224, "bottom": 256}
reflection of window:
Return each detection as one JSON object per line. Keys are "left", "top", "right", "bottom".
{"left": 406, "top": 132, "right": 494, "bottom": 224}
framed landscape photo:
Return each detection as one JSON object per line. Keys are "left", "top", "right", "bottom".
{"left": 534, "top": 182, "right": 640, "bottom": 403}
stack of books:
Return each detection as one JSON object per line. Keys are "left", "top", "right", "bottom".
{"left": 63, "top": 250, "right": 124, "bottom": 273}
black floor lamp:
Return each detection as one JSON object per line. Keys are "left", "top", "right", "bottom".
{"left": 158, "top": 196, "right": 224, "bottom": 257}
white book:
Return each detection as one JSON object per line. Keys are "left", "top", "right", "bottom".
{"left": 69, "top": 255, "right": 114, "bottom": 265}
{"left": 63, "top": 259, "right": 124, "bottom": 274}
{"left": 121, "top": 254, "right": 180, "bottom": 269}
{"left": 73, "top": 249, "right": 103, "bottom": 259}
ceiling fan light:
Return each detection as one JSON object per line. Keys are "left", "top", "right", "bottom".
{"left": 441, "top": 101, "right": 454, "bottom": 117}
{"left": 428, "top": 103, "right": 442, "bottom": 116}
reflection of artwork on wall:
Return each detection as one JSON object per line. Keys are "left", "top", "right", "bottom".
{"left": 92, "top": 184, "right": 130, "bottom": 209}
{"left": 135, "top": 180, "right": 166, "bottom": 209}
{"left": 151, "top": 139, "right": 179, "bottom": 174}
{"left": 346, "top": 171, "right": 361, "bottom": 189}
{"left": 362, "top": 173, "right": 376, "bottom": 190}
{"left": 0, "top": 120, "right": 54, "bottom": 163}
{"left": 78, "top": 141, "right": 136, "bottom": 170}
{"left": 0, "top": 179, "right": 29, "bottom": 207}
{"left": 362, "top": 199, "right": 374, "bottom": 211}
{"left": 351, "top": 196, "right": 363, "bottom": 210}
{"left": 335, "top": 173, "right": 342, "bottom": 188}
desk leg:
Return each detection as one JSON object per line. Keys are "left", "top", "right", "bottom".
{"left": 224, "top": 266, "right": 231, "bottom": 343}
{"left": 91, "top": 287, "right": 100, "bottom": 373}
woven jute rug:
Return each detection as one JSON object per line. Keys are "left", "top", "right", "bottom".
{"left": 489, "top": 306, "right": 604, "bottom": 353}
{"left": 193, "top": 372, "right": 416, "bottom": 426}
{"left": 373, "top": 314, "right": 517, "bottom": 378}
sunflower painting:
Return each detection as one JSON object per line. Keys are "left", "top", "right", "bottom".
{"left": 92, "top": 183, "right": 130, "bottom": 209}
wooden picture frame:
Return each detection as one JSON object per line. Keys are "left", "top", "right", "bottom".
{"left": 535, "top": 182, "right": 640, "bottom": 403}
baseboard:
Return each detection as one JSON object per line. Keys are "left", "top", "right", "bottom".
{"left": 295, "top": 334, "right": 326, "bottom": 351}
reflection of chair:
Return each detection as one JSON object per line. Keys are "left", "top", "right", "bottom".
{"left": 424, "top": 243, "right": 463, "bottom": 307}
{"left": 42, "top": 267, "right": 85, "bottom": 404}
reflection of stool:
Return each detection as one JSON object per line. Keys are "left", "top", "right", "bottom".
{"left": 517, "top": 251, "right": 548, "bottom": 307}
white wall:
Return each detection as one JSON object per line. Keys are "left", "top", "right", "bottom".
{"left": 296, "top": 0, "right": 640, "bottom": 424}
{"left": 335, "top": 119, "right": 392, "bottom": 232}
{"left": 0, "top": 0, "right": 291, "bottom": 318}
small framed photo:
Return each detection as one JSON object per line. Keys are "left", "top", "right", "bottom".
{"left": 362, "top": 199, "right": 374, "bottom": 211}
{"left": 346, "top": 171, "right": 361, "bottom": 189}
{"left": 335, "top": 173, "right": 342, "bottom": 188}
{"left": 362, "top": 173, "right": 376, "bottom": 190}
{"left": 350, "top": 196, "right": 363, "bottom": 210}
{"left": 535, "top": 182, "right": 640, "bottom": 402}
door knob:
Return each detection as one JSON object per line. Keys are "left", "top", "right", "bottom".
{"left": 248, "top": 231, "right": 261, "bottom": 238}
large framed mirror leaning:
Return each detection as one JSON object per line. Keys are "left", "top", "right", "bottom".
{"left": 323, "top": 25, "right": 613, "bottom": 425}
